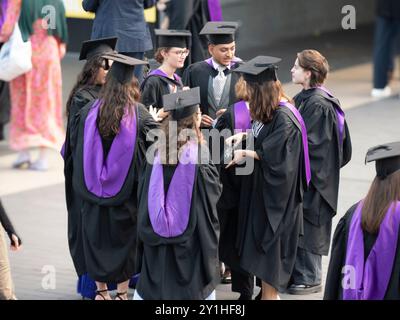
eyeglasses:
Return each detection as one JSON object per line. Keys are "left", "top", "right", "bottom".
{"left": 171, "top": 49, "right": 190, "bottom": 57}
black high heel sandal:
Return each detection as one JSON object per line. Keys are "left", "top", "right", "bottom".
{"left": 115, "top": 291, "right": 128, "bottom": 300}
{"left": 94, "top": 289, "right": 109, "bottom": 300}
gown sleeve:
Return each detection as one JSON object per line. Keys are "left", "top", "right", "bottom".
{"left": 301, "top": 100, "right": 335, "bottom": 169}
{"left": 341, "top": 121, "right": 352, "bottom": 167}
{"left": 140, "top": 77, "right": 161, "bottom": 110}
{"left": 255, "top": 111, "right": 303, "bottom": 235}
{"left": 182, "top": 65, "right": 193, "bottom": 87}
{"left": 196, "top": 157, "right": 222, "bottom": 284}
{"left": 0, "top": 199, "right": 20, "bottom": 243}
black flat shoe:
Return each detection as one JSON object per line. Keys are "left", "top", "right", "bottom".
{"left": 286, "top": 284, "right": 322, "bottom": 295}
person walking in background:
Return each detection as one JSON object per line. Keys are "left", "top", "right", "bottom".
{"left": 371, "top": 0, "right": 400, "bottom": 98}
{"left": 0, "top": 199, "right": 22, "bottom": 300}
{"left": 7, "top": 0, "right": 67, "bottom": 171}
{"left": 82, "top": 0, "right": 153, "bottom": 83}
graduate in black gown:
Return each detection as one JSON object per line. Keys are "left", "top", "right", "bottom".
{"left": 63, "top": 37, "right": 129, "bottom": 299}
{"left": 225, "top": 56, "right": 310, "bottom": 300}
{"left": 214, "top": 95, "right": 254, "bottom": 298}
{"left": 325, "top": 142, "right": 400, "bottom": 300}
{"left": 183, "top": 22, "right": 242, "bottom": 129}
{"left": 63, "top": 37, "right": 116, "bottom": 278}
{"left": 140, "top": 29, "right": 191, "bottom": 121}
{"left": 289, "top": 50, "right": 352, "bottom": 294}
{"left": 68, "top": 54, "right": 157, "bottom": 300}
{"left": 134, "top": 87, "right": 222, "bottom": 300}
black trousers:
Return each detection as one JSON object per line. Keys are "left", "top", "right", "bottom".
{"left": 291, "top": 247, "right": 322, "bottom": 286}
{"left": 231, "top": 267, "right": 254, "bottom": 297}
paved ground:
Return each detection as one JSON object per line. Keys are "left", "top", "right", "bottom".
{"left": 1, "top": 24, "right": 399, "bottom": 300}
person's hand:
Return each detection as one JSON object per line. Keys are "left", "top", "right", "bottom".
{"left": 10, "top": 234, "right": 21, "bottom": 251}
{"left": 216, "top": 108, "right": 227, "bottom": 117}
{"left": 156, "top": 108, "right": 169, "bottom": 121}
{"left": 201, "top": 114, "right": 214, "bottom": 127}
{"left": 149, "top": 105, "right": 164, "bottom": 122}
{"left": 59, "top": 43, "right": 66, "bottom": 59}
{"left": 226, "top": 150, "right": 247, "bottom": 169}
{"left": 225, "top": 132, "right": 247, "bottom": 149}
{"left": 182, "top": 86, "right": 190, "bottom": 91}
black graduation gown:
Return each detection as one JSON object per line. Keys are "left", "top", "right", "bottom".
{"left": 214, "top": 106, "right": 248, "bottom": 271}
{"left": 237, "top": 107, "right": 306, "bottom": 292}
{"left": 140, "top": 74, "right": 183, "bottom": 110}
{"left": 294, "top": 88, "right": 352, "bottom": 255}
{"left": 182, "top": 61, "right": 241, "bottom": 119}
{"left": 63, "top": 85, "right": 101, "bottom": 276}
{"left": 135, "top": 149, "right": 222, "bottom": 299}
{"left": 68, "top": 101, "right": 158, "bottom": 283}
{"left": 324, "top": 203, "right": 400, "bottom": 300}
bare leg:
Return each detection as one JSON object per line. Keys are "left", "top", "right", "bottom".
{"left": 261, "top": 281, "right": 280, "bottom": 300}
{"left": 95, "top": 282, "right": 111, "bottom": 300}
{"left": 115, "top": 280, "right": 129, "bottom": 300}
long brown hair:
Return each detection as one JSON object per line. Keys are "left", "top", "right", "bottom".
{"left": 66, "top": 55, "right": 105, "bottom": 116}
{"left": 160, "top": 112, "right": 202, "bottom": 165}
{"left": 297, "top": 49, "right": 329, "bottom": 87}
{"left": 235, "top": 77, "right": 291, "bottom": 123}
{"left": 97, "top": 74, "right": 141, "bottom": 138}
{"left": 362, "top": 170, "right": 400, "bottom": 234}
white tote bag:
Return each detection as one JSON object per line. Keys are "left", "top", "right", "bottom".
{"left": 0, "top": 24, "right": 32, "bottom": 81}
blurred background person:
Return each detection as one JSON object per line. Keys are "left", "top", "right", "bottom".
{"left": 0, "top": 199, "right": 22, "bottom": 300}
{"left": 0, "top": 0, "right": 20, "bottom": 141}
{"left": 82, "top": 0, "right": 153, "bottom": 83}
{"left": 8, "top": 0, "right": 67, "bottom": 171}
{"left": 371, "top": 0, "right": 400, "bottom": 98}
{"left": 167, "top": 0, "right": 222, "bottom": 68}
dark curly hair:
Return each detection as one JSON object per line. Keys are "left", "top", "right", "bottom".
{"left": 97, "top": 74, "right": 141, "bottom": 138}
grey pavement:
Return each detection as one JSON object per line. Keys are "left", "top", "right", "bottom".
{"left": 1, "top": 27, "right": 400, "bottom": 300}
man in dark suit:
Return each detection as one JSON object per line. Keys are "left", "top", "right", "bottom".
{"left": 82, "top": 0, "right": 153, "bottom": 82}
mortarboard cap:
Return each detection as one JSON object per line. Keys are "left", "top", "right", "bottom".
{"left": 234, "top": 55, "right": 282, "bottom": 83}
{"left": 79, "top": 37, "right": 118, "bottom": 61}
{"left": 106, "top": 53, "right": 148, "bottom": 84}
{"left": 199, "top": 21, "right": 238, "bottom": 45}
{"left": 163, "top": 87, "right": 201, "bottom": 120}
{"left": 155, "top": 29, "right": 192, "bottom": 48}
{"left": 365, "top": 141, "right": 400, "bottom": 179}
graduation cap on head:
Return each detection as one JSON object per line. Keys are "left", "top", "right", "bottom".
{"left": 199, "top": 21, "right": 238, "bottom": 45}
{"left": 163, "top": 87, "right": 201, "bottom": 120}
{"left": 105, "top": 53, "right": 148, "bottom": 84}
{"left": 155, "top": 29, "right": 192, "bottom": 48}
{"left": 234, "top": 56, "right": 282, "bottom": 83}
{"left": 79, "top": 37, "right": 118, "bottom": 61}
{"left": 365, "top": 142, "right": 400, "bottom": 179}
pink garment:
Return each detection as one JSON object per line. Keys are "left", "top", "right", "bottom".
{"left": 9, "top": 19, "right": 65, "bottom": 151}
{"left": 0, "top": 0, "right": 21, "bottom": 42}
